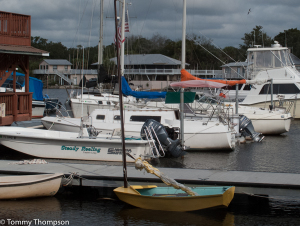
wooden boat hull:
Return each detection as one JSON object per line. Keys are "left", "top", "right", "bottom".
{"left": 114, "top": 185, "right": 235, "bottom": 212}
{"left": 0, "top": 174, "right": 63, "bottom": 199}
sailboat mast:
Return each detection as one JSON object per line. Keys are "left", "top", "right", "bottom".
{"left": 97, "top": 0, "right": 104, "bottom": 89}
{"left": 98, "top": 0, "right": 103, "bottom": 66}
{"left": 81, "top": 46, "right": 84, "bottom": 118}
{"left": 114, "top": 0, "right": 127, "bottom": 188}
{"left": 180, "top": 0, "right": 186, "bottom": 147}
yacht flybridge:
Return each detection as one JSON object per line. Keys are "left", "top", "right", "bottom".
{"left": 239, "top": 41, "right": 300, "bottom": 118}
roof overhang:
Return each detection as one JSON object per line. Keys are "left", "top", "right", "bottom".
{"left": 0, "top": 44, "right": 49, "bottom": 56}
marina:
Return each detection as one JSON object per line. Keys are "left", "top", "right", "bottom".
{"left": 1, "top": 1, "right": 300, "bottom": 225}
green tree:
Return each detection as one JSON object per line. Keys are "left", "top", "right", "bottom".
{"left": 185, "top": 34, "right": 223, "bottom": 70}
{"left": 222, "top": 46, "right": 246, "bottom": 63}
{"left": 274, "top": 28, "right": 300, "bottom": 58}
{"left": 240, "top": 25, "right": 273, "bottom": 54}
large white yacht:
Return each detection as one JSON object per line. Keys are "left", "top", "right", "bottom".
{"left": 238, "top": 41, "right": 300, "bottom": 118}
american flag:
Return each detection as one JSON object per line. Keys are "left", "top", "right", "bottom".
{"left": 125, "top": 10, "right": 130, "bottom": 32}
{"left": 114, "top": 25, "right": 125, "bottom": 49}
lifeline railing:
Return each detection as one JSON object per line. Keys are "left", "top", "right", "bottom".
{"left": 143, "top": 125, "right": 165, "bottom": 158}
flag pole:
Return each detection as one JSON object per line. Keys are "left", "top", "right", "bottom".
{"left": 114, "top": 0, "right": 127, "bottom": 188}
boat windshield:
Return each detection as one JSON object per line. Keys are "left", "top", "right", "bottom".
{"left": 247, "top": 49, "right": 292, "bottom": 79}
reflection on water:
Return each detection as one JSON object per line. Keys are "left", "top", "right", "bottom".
{"left": 0, "top": 197, "right": 61, "bottom": 220}
{"left": 153, "top": 120, "right": 300, "bottom": 174}
{"left": 117, "top": 206, "right": 234, "bottom": 226}
{"left": 0, "top": 194, "right": 299, "bottom": 226}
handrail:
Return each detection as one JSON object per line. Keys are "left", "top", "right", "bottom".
{"left": 143, "top": 125, "right": 165, "bottom": 158}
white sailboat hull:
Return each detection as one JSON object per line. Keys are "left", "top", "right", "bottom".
{"left": 71, "top": 99, "right": 115, "bottom": 118}
{"left": 164, "top": 119, "right": 233, "bottom": 150}
{"left": 243, "top": 113, "right": 291, "bottom": 134}
{"left": 42, "top": 108, "right": 235, "bottom": 151}
{"left": 0, "top": 127, "right": 152, "bottom": 162}
{"left": 0, "top": 174, "right": 63, "bottom": 199}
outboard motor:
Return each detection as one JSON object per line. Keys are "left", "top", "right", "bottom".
{"left": 141, "top": 119, "right": 185, "bottom": 158}
{"left": 239, "top": 115, "right": 264, "bottom": 142}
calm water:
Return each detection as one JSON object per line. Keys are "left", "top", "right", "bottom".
{"left": 0, "top": 88, "right": 300, "bottom": 225}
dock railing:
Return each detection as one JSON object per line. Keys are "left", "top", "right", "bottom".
{"left": 0, "top": 92, "right": 32, "bottom": 125}
{"left": 0, "top": 11, "right": 31, "bottom": 46}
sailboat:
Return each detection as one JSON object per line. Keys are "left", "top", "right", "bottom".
{"left": 113, "top": 0, "right": 235, "bottom": 211}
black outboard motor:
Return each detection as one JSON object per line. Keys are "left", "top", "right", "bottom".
{"left": 141, "top": 119, "right": 185, "bottom": 158}
{"left": 239, "top": 115, "right": 264, "bottom": 142}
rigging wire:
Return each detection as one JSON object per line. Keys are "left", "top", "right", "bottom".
{"left": 86, "top": 0, "right": 96, "bottom": 70}
{"left": 197, "top": 31, "right": 247, "bottom": 68}
{"left": 71, "top": 0, "right": 90, "bottom": 49}
{"left": 135, "top": 0, "right": 153, "bottom": 54}
{"left": 187, "top": 34, "right": 244, "bottom": 79}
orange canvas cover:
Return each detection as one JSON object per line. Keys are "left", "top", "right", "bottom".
{"left": 181, "top": 69, "right": 246, "bottom": 86}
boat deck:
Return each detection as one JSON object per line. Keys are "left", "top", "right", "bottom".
{"left": 0, "top": 159, "right": 300, "bottom": 199}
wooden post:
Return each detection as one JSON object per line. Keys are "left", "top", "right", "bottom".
{"left": 13, "top": 94, "right": 18, "bottom": 121}
{"left": 25, "top": 56, "right": 29, "bottom": 93}
{"left": 19, "top": 95, "right": 24, "bottom": 114}
{"left": 13, "top": 69, "right": 16, "bottom": 92}
{"left": 28, "top": 93, "right": 32, "bottom": 117}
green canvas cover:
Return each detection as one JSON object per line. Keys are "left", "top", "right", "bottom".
{"left": 165, "top": 92, "right": 196, "bottom": 104}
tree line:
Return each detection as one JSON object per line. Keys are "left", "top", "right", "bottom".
{"left": 29, "top": 26, "right": 300, "bottom": 77}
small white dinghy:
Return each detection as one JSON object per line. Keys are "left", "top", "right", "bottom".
{"left": 0, "top": 173, "right": 63, "bottom": 199}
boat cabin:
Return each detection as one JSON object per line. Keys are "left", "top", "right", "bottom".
{"left": 246, "top": 41, "right": 293, "bottom": 80}
{"left": 0, "top": 11, "right": 49, "bottom": 126}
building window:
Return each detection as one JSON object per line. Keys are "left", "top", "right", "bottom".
{"left": 107, "top": 101, "right": 111, "bottom": 105}
{"left": 40, "top": 65, "right": 43, "bottom": 69}
{"left": 46, "top": 65, "right": 48, "bottom": 70}
{"left": 98, "top": 101, "right": 103, "bottom": 104}
{"left": 53, "top": 65, "right": 57, "bottom": 70}
{"left": 65, "top": 65, "right": 68, "bottom": 71}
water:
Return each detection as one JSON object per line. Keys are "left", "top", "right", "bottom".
{"left": 0, "top": 88, "right": 300, "bottom": 225}
{"left": 0, "top": 195, "right": 299, "bottom": 226}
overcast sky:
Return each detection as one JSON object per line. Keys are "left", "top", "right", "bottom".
{"left": 1, "top": 0, "right": 299, "bottom": 49}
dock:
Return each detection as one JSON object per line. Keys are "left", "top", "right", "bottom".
{"left": 1, "top": 159, "right": 300, "bottom": 202}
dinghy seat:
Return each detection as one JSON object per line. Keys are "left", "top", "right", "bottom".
{"left": 152, "top": 193, "right": 189, "bottom": 197}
